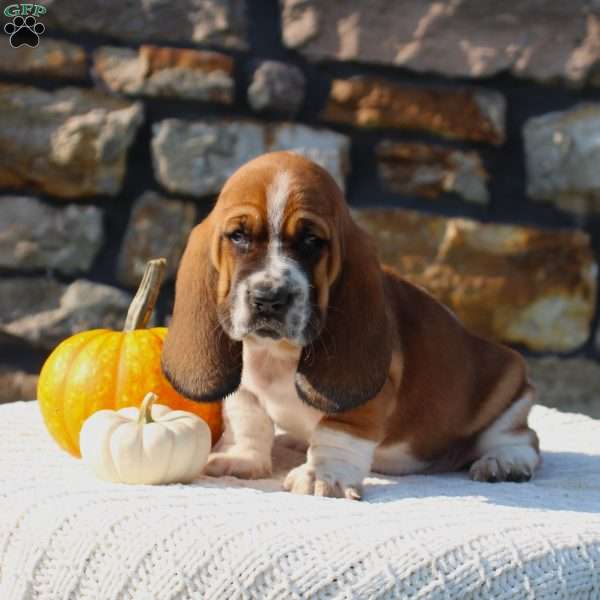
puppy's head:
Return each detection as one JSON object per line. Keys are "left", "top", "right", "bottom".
{"left": 162, "top": 151, "right": 392, "bottom": 411}
{"left": 215, "top": 152, "right": 342, "bottom": 346}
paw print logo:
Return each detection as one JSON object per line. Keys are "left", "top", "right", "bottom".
{"left": 4, "top": 15, "right": 45, "bottom": 48}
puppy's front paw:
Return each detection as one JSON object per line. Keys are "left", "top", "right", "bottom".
{"left": 204, "top": 448, "right": 272, "bottom": 480}
{"left": 283, "top": 462, "right": 363, "bottom": 500}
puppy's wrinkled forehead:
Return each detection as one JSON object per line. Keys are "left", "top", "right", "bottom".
{"left": 216, "top": 152, "right": 341, "bottom": 230}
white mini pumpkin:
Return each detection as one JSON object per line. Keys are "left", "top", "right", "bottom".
{"left": 80, "top": 392, "right": 211, "bottom": 484}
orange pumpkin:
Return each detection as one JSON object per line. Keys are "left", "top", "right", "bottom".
{"left": 37, "top": 259, "right": 222, "bottom": 457}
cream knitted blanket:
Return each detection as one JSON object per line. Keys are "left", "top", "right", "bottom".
{"left": 1, "top": 401, "right": 599, "bottom": 600}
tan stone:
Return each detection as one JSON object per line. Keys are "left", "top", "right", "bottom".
{"left": 321, "top": 77, "right": 505, "bottom": 144}
{"left": 353, "top": 209, "right": 597, "bottom": 352}
{"left": 524, "top": 104, "right": 600, "bottom": 214}
{"left": 94, "top": 45, "right": 234, "bottom": 104}
{"left": 281, "top": 0, "right": 600, "bottom": 86}
{"left": 247, "top": 61, "right": 306, "bottom": 114}
{"left": 44, "top": 0, "right": 247, "bottom": 48}
{"left": 117, "top": 192, "right": 197, "bottom": 288}
{"left": 0, "top": 367, "right": 38, "bottom": 404}
{"left": 0, "top": 85, "right": 143, "bottom": 198}
{"left": 0, "top": 278, "right": 132, "bottom": 350}
{"left": 527, "top": 357, "right": 600, "bottom": 419}
{"left": 376, "top": 142, "right": 489, "bottom": 204}
{"left": 151, "top": 119, "right": 350, "bottom": 196}
{"left": 0, "top": 196, "right": 103, "bottom": 274}
{"left": 0, "top": 39, "right": 86, "bottom": 79}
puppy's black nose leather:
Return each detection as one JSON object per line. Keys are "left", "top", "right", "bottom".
{"left": 250, "top": 286, "right": 292, "bottom": 316}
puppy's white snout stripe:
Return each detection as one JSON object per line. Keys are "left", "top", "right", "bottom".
{"left": 231, "top": 169, "right": 311, "bottom": 342}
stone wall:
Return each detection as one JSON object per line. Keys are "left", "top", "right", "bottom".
{"left": 2, "top": 0, "right": 600, "bottom": 416}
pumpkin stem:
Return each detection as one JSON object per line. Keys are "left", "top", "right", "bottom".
{"left": 139, "top": 392, "right": 158, "bottom": 425}
{"left": 124, "top": 258, "right": 167, "bottom": 331}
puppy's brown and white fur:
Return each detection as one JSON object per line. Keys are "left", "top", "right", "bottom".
{"left": 162, "top": 151, "right": 540, "bottom": 499}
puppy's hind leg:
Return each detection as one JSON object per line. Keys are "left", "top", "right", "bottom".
{"left": 469, "top": 385, "right": 540, "bottom": 483}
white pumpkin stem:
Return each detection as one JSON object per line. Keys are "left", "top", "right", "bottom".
{"left": 138, "top": 392, "right": 158, "bottom": 425}
{"left": 124, "top": 258, "right": 167, "bottom": 331}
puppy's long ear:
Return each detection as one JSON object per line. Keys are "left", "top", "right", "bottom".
{"left": 161, "top": 217, "right": 242, "bottom": 402}
{"left": 295, "top": 217, "right": 392, "bottom": 413}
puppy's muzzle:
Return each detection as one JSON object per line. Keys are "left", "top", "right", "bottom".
{"left": 248, "top": 284, "right": 293, "bottom": 318}
{"left": 247, "top": 284, "right": 294, "bottom": 338}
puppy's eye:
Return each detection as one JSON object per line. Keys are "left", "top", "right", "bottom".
{"left": 300, "top": 233, "right": 324, "bottom": 250}
{"left": 226, "top": 229, "right": 249, "bottom": 246}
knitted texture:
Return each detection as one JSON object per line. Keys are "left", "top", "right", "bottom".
{"left": 1, "top": 402, "right": 599, "bottom": 600}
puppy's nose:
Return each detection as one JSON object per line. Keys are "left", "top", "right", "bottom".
{"left": 249, "top": 285, "right": 292, "bottom": 317}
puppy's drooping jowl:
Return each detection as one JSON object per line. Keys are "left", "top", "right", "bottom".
{"left": 161, "top": 151, "right": 539, "bottom": 499}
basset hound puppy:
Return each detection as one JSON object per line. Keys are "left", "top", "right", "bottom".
{"left": 162, "top": 151, "right": 540, "bottom": 499}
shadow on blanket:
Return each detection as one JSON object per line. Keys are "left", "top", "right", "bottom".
{"left": 365, "top": 449, "right": 600, "bottom": 514}
{"left": 199, "top": 435, "right": 600, "bottom": 515}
